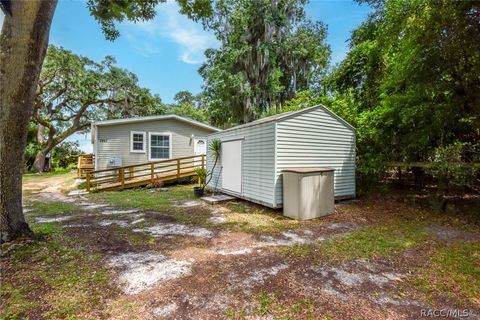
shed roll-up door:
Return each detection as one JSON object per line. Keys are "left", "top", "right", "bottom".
{"left": 221, "top": 140, "right": 242, "bottom": 193}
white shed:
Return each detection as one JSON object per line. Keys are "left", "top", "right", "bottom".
{"left": 206, "top": 105, "right": 356, "bottom": 208}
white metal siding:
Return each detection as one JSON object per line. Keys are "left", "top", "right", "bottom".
{"left": 95, "top": 119, "right": 214, "bottom": 170}
{"left": 207, "top": 122, "right": 276, "bottom": 207}
{"left": 275, "top": 108, "right": 356, "bottom": 205}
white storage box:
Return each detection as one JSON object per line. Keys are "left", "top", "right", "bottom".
{"left": 282, "top": 168, "right": 335, "bottom": 220}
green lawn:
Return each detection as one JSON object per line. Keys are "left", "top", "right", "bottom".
{"left": 278, "top": 219, "right": 430, "bottom": 261}
{"left": 0, "top": 222, "right": 117, "bottom": 319}
{"left": 28, "top": 202, "right": 82, "bottom": 217}
{"left": 87, "top": 184, "right": 196, "bottom": 211}
{"left": 411, "top": 242, "right": 480, "bottom": 305}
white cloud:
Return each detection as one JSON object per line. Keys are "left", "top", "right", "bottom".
{"left": 123, "top": 1, "right": 218, "bottom": 64}
{"left": 0, "top": 12, "right": 4, "bottom": 31}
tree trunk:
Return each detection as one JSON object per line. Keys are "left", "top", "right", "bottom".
{"left": 32, "top": 148, "right": 51, "bottom": 173}
{"left": 0, "top": 0, "right": 57, "bottom": 243}
{"left": 37, "top": 123, "right": 46, "bottom": 144}
{"left": 32, "top": 139, "right": 56, "bottom": 172}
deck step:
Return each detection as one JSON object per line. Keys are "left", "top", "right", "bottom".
{"left": 202, "top": 194, "right": 237, "bottom": 204}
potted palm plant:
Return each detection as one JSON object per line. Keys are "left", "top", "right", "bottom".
{"left": 193, "top": 139, "right": 221, "bottom": 197}
{"left": 193, "top": 167, "right": 206, "bottom": 197}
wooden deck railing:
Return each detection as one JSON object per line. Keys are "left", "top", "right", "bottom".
{"left": 86, "top": 154, "right": 205, "bottom": 192}
{"left": 77, "top": 154, "right": 95, "bottom": 178}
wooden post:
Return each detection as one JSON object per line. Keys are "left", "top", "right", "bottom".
{"left": 119, "top": 168, "right": 125, "bottom": 187}
{"left": 197, "top": 156, "right": 201, "bottom": 184}
{"left": 177, "top": 159, "right": 180, "bottom": 180}
{"left": 129, "top": 167, "right": 134, "bottom": 179}
{"left": 151, "top": 163, "right": 154, "bottom": 183}
{"left": 77, "top": 156, "right": 81, "bottom": 178}
{"left": 86, "top": 172, "right": 91, "bottom": 192}
{"left": 201, "top": 155, "right": 205, "bottom": 169}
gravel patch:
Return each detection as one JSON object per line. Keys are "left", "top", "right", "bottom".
{"left": 209, "top": 216, "right": 227, "bottom": 224}
{"left": 324, "top": 222, "right": 359, "bottom": 231}
{"left": 35, "top": 216, "right": 72, "bottom": 223}
{"left": 108, "top": 252, "right": 192, "bottom": 295}
{"left": 425, "top": 224, "right": 480, "bottom": 242}
{"left": 98, "top": 220, "right": 129, "bottom": 228}
{"left": 315, "top": 261, "right": 403, "bottom": 288}
{"left": 101, "top": 209, "right": 139, "bottom": 215}
{"left": 78, "top": 202, "right": 110, "bottom": 210}
{"left": 258, "top": 231, "right": 313, "bottom": 246}
{"left": 133, "top": 223, "right": 213, "bottom": 238}
{"left": 131, "top": 218, "right": 145, "bottom": 225}
{"left": 180, "top": 294, "right": 230, "bottom": 312}
{"left": 68, "top": 190, "right": 89, "bottom": 196}
{"left": 309, "top": 259, "right": 407, "bottom": 304}
{"left": 373, "top": 293, "right": 424, "bottom": 307}
{"left": 229, "top": 263, "right": 289, "bottom": 293}
{"left": 152, "top": 303, "right": 178, "bottom": 318}
{"left": 176, "top": 200, "right": 202, "bottom": 207}
{"left": 215, "top": 248, "right": 254, "bottom": 255}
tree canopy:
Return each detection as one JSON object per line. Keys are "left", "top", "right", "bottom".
{"left": 199, "top": 0, "right": 331, "bottom": 126}
{"left": 30, "top": 45, "right": 165, "bottom": 171}
{"left": 331, "top": 0, "right": 480, "bottom": 162}
{"left": 281, "top": 0, "right": 480, "bottom": 188}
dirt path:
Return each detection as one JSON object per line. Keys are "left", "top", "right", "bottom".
{"left": 23, "top": 172, "right": 79, "bottom": 203}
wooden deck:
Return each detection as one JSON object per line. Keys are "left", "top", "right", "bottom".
{"left": 86, "top": 155, "right": 204, "bottom": 192}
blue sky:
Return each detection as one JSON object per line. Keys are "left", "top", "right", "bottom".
{"left": 48, "top": 0, "right": 370, "bottom": 104}
{"left": 1, "top": 0, "right": 370, "bottom": 152}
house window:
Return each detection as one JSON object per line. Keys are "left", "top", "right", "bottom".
{"left": 130, "top": 131, "right": 146, "bottom": 153}
{"left": 149, "top": 132, "right": 172, "bottom": 160}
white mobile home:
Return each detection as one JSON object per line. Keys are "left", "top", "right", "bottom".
{"left": 91, "top": 115, "right": 220, "bottom": 171}
{"left": 206, "top": 105, "right": 355, "bottom": 208}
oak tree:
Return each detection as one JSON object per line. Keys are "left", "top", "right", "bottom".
{"left": 0, "top": 0, "right": 211, "bottom": 242}
{"left": 31, "top": 46, "right": 164, "bottom": 172}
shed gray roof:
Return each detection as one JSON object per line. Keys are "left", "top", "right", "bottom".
{"left": 92, "top": 114, "right": 221, "bottom": 132}
{"left": 217, "top": 105, "right": 355, "bottom": 133}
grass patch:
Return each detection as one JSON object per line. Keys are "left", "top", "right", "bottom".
{"left": 220, "top": 201, "right": 307, "bottom": 234}
{"left": 89, "top": 186, "right": 307, "bottom": 233}
{"left": 88, "top": 184, "right": 195, "bottom": 211}
{"left": 88, "top": 184, "right": 214, "bottom": 226}
{"left": 22, "top": 170, "right": 73, "bottom": 181}
{"left": 224, "top": 291, "right": 318, "bottom": 320}
{"left": 221, "top": 209, "right": 302, "bottom": 234}
{"left": 411, "top": 242, "right": 480, "bottom": 305}
{"left": 27, "top": 201, "right": 81, "bottom": 217}
{"left": 109, "top": 224, "right": 157, "bottom": 246}
{"left": 0, "top": 222, "right": 117, "bottom": 319}
{"left": 279, "top": 220, "right": 429, "bottom": 261}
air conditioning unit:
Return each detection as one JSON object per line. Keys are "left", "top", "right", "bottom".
{"left": 107, "top": 156, "right": 122, "bottom": 167}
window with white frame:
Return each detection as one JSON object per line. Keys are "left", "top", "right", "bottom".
{"left": 149, "top": 132, "right": 171, "bottom": 160}
{"left": 130, "top": 131, "right": 146, "bottom": 153}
